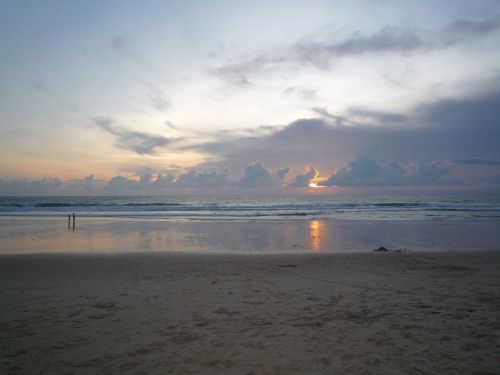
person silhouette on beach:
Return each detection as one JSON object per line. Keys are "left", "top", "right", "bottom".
{"left": 72, "top": 212, "right": 76, "bottom": 231}
{"left": 68, "top": 213, "right": 71, "bottom": 229}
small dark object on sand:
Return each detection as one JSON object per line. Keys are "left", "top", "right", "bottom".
{"left": 373, "top": 246, "right": 389, "bottom": 252}
{"left": 278, "top": 264, "right": 298, "bottom": 268}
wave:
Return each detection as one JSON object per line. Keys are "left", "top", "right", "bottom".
{"left": 0, "top": 203, "right": 23, "bottom": 207}
{"left": 372, "top": 202, "right": 425, "bottom": 207}
{"left": 35, "top": 203, "right": 75, "bottom": 207}
{"left": 1, "top": 196, "right": 500, "bottom": 221}
{"left": 122, "top": 203, "right": 183, "bottom": 207}
{"left": 33, "top": 202, "right": 183, "bottom": 208}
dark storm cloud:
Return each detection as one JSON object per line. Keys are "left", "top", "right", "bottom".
{"left": 321, "top": 155, "right": 450, "bottom": 186}
{"left": 190, "top": 86, "right": 500, "bottom": 182}
{"left": 94, "top": 117, "right": 173, "bottom": 155}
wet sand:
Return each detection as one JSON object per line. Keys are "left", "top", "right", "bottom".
{"left": 1, "top": 250, "right": 499, "bottom": 374}
{"left": 2, "top": 216, "right": 500, "bottom": 254}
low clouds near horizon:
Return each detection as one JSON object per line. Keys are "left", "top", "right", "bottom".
{"left": 2, "top": 153, "right": 500, "bottom": 195}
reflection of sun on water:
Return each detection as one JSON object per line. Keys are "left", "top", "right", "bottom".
{"left": 310, "top": 220, "right": 323, "bottom": 252}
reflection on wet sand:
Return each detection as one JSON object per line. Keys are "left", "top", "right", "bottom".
{"left": 2, "top": 216, "right": 500, "bottom": 254}
{"left": 309, "top": 220, "right": 323, "bottom": 252}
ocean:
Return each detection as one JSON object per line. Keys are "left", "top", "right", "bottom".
{"left": 1, "top": 194, "right": 500, "bottom": 254}
{"left": 1, "top": 194, "right": 500, "bottom": 221}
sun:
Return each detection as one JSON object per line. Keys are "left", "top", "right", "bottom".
{"left": 308, "top": 182, "right": 323, "bottom": 188}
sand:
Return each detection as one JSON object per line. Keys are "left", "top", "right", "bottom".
{"left": 1, "top": 250, "right": 499, "bottom": 374}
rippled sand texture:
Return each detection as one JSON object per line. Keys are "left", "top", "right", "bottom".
{"left": 1, "top": 251, "right": 499, "bottom": 374}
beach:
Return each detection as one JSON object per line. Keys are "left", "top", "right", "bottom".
{"left": 3, "top": 0, "right": 500, "bottom": 373}
{"left": 1, "top": 250, "right": 499, "bottom": 374}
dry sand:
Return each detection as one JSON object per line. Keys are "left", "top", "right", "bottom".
{"left": 1, "top": 250, "right": 499, "bottom": 374}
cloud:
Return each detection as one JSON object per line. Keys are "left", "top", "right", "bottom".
{"left": 211, "top": 18, "right": 500, "bottom": 83}
{"left": 174, "top": 170, "right": 229, "bottom": 188}
{"left": 301, "top": 18, "right": 499, "bottom": 66}
{"left": 66, "top": 175, "right": 104, "bottom": 192}
{"left": 321, "top": 155, "right": 450, "bottom": 186}
{"left": 148, "top": 92, "right": 170, "bottom": 112}
{"left": 191, "top": 83, "right": 500, "bottom": 177}
{"left": 445, "top": 18, "right": 499, "bottom": 37}
{"left": 94, "top": 117, "right": 173, "bottom": 155}
{"left": 106, "top": 175, "right": 138, "bottom": 191}
{"left": 100, "top": 162, "right": 290, "bottom": 192}
{"left": 209, "top": 54, "right": 285, "bottom": 86}
{"left": 0, "top": 177, "right": 63, "bottom": 195}
{"left": 111, "top": 35, "right": 132, "bottom": 55}
{"left": 295, "top": 27, "right": 421, "bottom": 69}
{"left": 153, "top": 173, "right": 175, "bottom": 188}
{"left": 111, "top": 34, "right": 136, "bottom": 57}
{"left": 283, "top": 86, "right": 317, "bottom": 101}
{"left": 452, "top": 158, "right": 500, "bottom": 166}
{"left": 144, "top": 82, "right": 170, "bottom": 113}
{"left": 311, "top": 107, "right": 349, "bottom": 125}
{"left": 238, "top": 161, "right": 289, "bottom": 188}
{"left": 289, "top": 167, "right": 318, "bottom": 187}
{"left": 210, "top": 62, "right": 253, "bottom": 86}
{"left": 347, "top": 107, "right": 407, "bottom": 124}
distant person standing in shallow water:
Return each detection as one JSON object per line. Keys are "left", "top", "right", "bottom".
{"left": 68, "top": 213, "right": 71, "bottom": 229}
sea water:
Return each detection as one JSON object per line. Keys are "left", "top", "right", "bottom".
{"left": 1, "top": 194, "right": 500, "bottom": 221}
{"left": 0, "top": 194, "right": 499, "bottom": 254}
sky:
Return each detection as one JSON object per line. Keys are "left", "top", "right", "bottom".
{"left": 1, "top": 0, "right": 500, "bottom": 194}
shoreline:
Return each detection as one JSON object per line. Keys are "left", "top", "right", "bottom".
{"left": 2, "top": 216, "right": 500, "bottom": 255}
{"left": 2, "top": 250, "right": 499, "bottom": 374}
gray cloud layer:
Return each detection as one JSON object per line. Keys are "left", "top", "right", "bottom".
{"left": 0, "top": 162, "right": 296, "bottom": 195}
{"left": 321, "top": 155, "right": 450, "bottom": 186}
{"left": 452, "top": 158, "right": 500, "bottom": 166}
{"left": 191, "top": 85, "right": 500, "bottom": 177}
